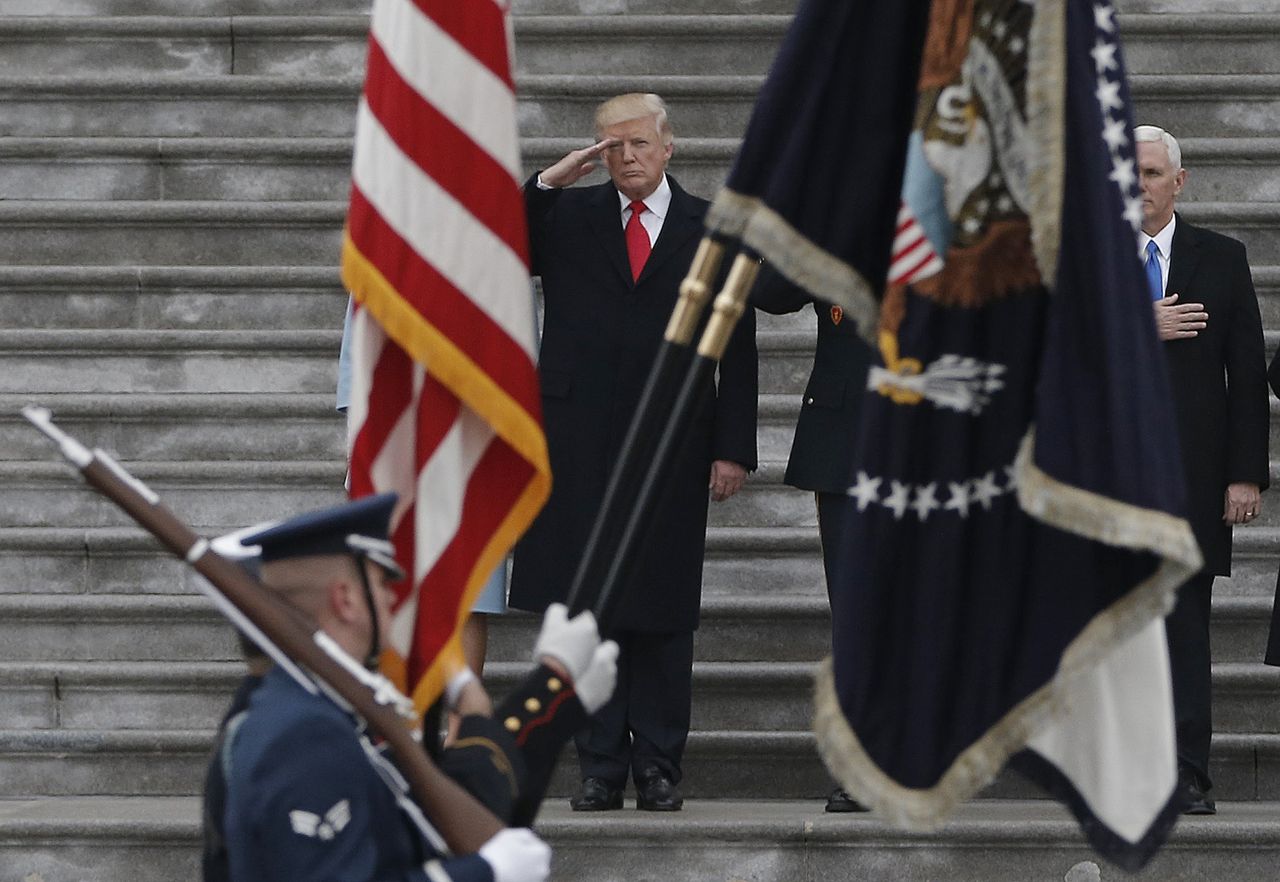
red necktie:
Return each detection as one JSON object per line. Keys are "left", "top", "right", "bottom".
{"left": 625, "top": 200, "right": 650, "bottom": 282}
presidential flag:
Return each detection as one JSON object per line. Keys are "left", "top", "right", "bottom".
{"left": 342, "top": 0, "right": 550, "bottom": 710}
{"left": 707, "top": 0, "right": 1200, "bottom": 868}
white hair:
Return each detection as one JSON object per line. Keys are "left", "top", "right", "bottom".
{"left": 1134, "top": 125, "right": 1182, "bottom": 170}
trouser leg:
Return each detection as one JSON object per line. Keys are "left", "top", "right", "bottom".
{"left": 1165, "top": 570, "right": 1215, "bottom": 788}
{"left": 574, "top": 629, "right": 632, "bottom": 786}
{"left": 626, "top": 629, "right": 695, "bottom": 786}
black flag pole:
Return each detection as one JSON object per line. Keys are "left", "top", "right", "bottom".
{"left": 586, "top": 248, "right": 760, "bottom": 630}
{"left": 562, "top": 236, "right": 729, "bottom": 614}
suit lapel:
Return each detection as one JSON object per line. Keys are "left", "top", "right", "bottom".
{"left": 637, "top": 177, "right": 701, "bottom": 286}
{"left": 1166, "top": 213, "right": 1201, "bottom": 300}
{"left": 586, "top": 183, "right": 634, "bottom": 288}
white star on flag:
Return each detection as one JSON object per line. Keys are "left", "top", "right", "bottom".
{"left": 1109, "top": 157, "right": 1136, "bottom": 191}
{"left": 847, "top": 471, "right": 883, "bottom": 511}
{"left": 883, "top": 480, "right": 912, "bottom": 520}
{"left": 911, "top": 483, "right": 941, "bottom": 521}
{"left": 1095, "top": 78, "right": 1123, "bottom": 112}
{"left": 944, "top": 481, "right": 973, "bottom": 517}
{"left": 1091, "top": 38, "right": 1117, "bottom": 74}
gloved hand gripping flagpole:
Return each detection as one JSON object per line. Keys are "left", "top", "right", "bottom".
{"left": 20, "top": 406, "right": 504, "bottom": 856}
{"left": 563, "top": 236, "right": 727, "bottom": 614}
{"left": 564, "top": 242, "right": 761, "bottom": 631}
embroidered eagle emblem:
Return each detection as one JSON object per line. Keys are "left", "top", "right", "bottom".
{"left": 289, "top": 800, "right": 352, "bottom": 841}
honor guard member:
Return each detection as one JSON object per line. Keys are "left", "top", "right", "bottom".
{"left": 217, "top": 494, "right": 618, "bottom": 882}
{"left": 752, "top": 268, "right": 875, "bottom": 814}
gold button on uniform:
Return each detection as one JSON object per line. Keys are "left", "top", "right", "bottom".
{"left": 546, "top": 677, "right": 562, "bottom": 693}
{"left": 525, "top": 697, "right": 542, "bottom": 713}
{"left": 505, "top": 716, "right": 520, "bottom": 732}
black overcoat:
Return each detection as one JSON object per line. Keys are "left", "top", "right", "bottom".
{"left": 752, "top": 268, "right": 877, "bottom": 494}
{"left": 509, "top": 175, "right": 758, "bottom": 632}
{"left": 1162, "top": 216, "right": 1270, "bottom": 578}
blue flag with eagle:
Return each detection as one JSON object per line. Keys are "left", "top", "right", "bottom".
{"left": 706, "top": 0, "right": 1202, "bottom": 869}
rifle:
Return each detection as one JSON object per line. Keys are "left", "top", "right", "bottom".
{"left": 22, "top": 406, "right": 503, "bottom": 855}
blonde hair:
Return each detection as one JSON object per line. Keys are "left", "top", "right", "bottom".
{"left": 594, "top": 93, "right": 673, "bottom": 146}
{"left": 1134, "top": 125, "right": 1182, "bottom": 170}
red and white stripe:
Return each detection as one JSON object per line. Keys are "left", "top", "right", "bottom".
{"left": 343, "top": 0, "right": 548, "bottom": 709}
{"left": 888, "top": 202, "right": 944, "bottom": 286}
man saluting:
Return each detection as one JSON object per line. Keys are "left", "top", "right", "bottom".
{"left": 510, "top": 93, "right": 759, "bottom": 812}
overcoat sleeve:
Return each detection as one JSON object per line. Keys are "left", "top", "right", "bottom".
{"left": 749, "top": 264, "right": 812, "bottom": 316}
{"left": 712, "top": 300, "right": 759, "bottom": 471}
{"left": 1222, "top": 240, "right": 1270, "bottom": 490}
{"left": 523, "top": 175, "right": 560, "bottom": 279}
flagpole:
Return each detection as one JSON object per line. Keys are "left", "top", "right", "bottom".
{"left": 588, "top": 247, "right": 760, "bottom": 630}
{"left": 563, "top": 237, "right": 728, "bottom": 613}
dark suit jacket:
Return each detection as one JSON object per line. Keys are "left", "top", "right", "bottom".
{"left": 1162, "top": 215, "right": 1269, "bottom": 577}
{"left": 509, "top": 175, "right": 758, "bottom": 632}
{"left": 752, "top": 266, "right": 876, "bottom": 494}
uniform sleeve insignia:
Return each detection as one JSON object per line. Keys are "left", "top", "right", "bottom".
{"left": 289, "top": 800, "right": 352, "bottom": 840}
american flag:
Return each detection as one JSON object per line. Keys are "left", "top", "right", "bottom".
{"left": 341, "top": 0, "right": 549, "bottom": 710}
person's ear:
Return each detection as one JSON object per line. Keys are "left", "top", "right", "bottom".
{"left": 327, "top": 577, "right": 362, "bottom": 624}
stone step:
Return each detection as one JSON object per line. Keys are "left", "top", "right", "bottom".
{"left": 0, "top": 460, "right": 346, "bottom": 528}
{"left": 0, "top": 328, "right": 340, "bottom": 393}
{"left": 0, "top": 715, "right": 1274, "bottom": 805}
{"left": 0, "top": 327, "right": 805, "bottom": 396}
{"left": 0, "top": 200, "right": 344, "bottom": 266}
{"left": 0, "top": 393, "right": 344, "bottom": 461}
{"left": 1131, "top": 74, "right": 1280, "bottom": 138}
{"left": 2, "top": 637, "right": 1278, "bottom": 736}
{"left": 0, "top": 15, "right": 793, "bottom": 78}
{"left": 0, "top": 522, "right": 827, "bottom": 598}
{"left": 0, "top": 137, "right": 356, "bottom": 202}
{"left": 0, "top": 135, "right": 740, "bottom": 203}
{"left": 1121, "top": 15, "right": 1280, "bottom": 74}
{"left": 0, "top": 265, "right": 346, "bottom": 330}
{"left": 0, "top": 75, "right": 362, "bottom": 138}
{"left": 2, "top": 73, "right": 1266, "bottom": 140}
{"left": 5, "top": 13, "right": 1273, "bottom": 80}
{"left": 8, "top": 796, "right": 1280, "bottom": 882}
{"left": 0, "top": 532, "right": 1272, "bottom": 655}
{"left": 9, "top": 132, "right": 1278, "bottom": 211}
{"left": 0, "top": 0, "right": 373, "bottom": 13}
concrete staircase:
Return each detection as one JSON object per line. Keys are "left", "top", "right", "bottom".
{"left": 2, "top": 1, "right": 1280, "bottom": 880}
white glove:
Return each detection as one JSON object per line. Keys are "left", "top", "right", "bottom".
{"left": 572, "top": 639, "right": 619, "bottom": 714}
{"left": 478, "top": 827, "right": 551, "bottom": 882}
{"left": 532, "top": 602, "right": 600, "bottom": 681}
{"left": 443, "top": 667, "right": 477, "bottom": 711}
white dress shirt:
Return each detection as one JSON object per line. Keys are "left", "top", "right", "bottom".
{"left": 616, "top": 175, "right": 671, "bottom": 247}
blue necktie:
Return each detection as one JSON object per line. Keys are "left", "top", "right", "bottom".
{"left": 1144, "top": 239, "right": 1163, "bottom": 301}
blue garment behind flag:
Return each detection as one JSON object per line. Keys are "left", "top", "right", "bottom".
{"left": 711, "top": 0, "right": 1202, "bottom": 870}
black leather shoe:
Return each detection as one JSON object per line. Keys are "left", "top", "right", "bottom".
{"left": 824, "top": 787, "right": 869, "bottom": 813}
{"left": 1178, "top": 766, "right": 1216, "bottom": 815}
{"left": 635, "top": 768, "right": 683, "bottom": 811}
{"left": 1181, "top": 779, "right": 1217, "bottom": 815}
{"left": 570, "top": 777, "right": 623, "bottom": 811}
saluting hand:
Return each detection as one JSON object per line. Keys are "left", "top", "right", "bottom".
{"left": 537, "top": 138, "right": 621, "bottom": 189}
{"left": 1154, "top": 293, "right": 1208, "bottom": 341}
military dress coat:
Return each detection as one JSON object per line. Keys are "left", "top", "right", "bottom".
{"left": 751, "top": 268, "right": 877, "bottom": 495}
{"left": 1161, "top": 216, "right": 1270, "bottom": 578}
{"left": 223, "top": 667, "right": 493, "bottom": 882}
{"left": 509, "top": 175, "right": 758, "bottom": 633}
